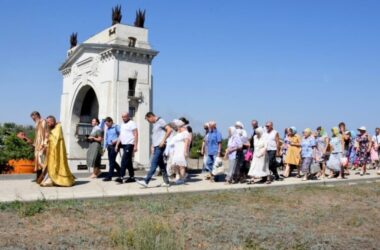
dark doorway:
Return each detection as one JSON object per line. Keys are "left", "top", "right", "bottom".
{"left": 80, "top": 88, "right": 99, "bottom": 123}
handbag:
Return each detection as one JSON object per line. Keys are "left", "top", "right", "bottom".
{"left": 310, "top": 161, "right": 321, "bottom": 174}
{"left": 244, "top": 150, "right": 253, "bottom": 162}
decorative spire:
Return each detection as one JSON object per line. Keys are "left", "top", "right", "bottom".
{"left": 112, "top": 5, "right": 122, "bottom": 25}
{"left": 70, "top": 32, "right": 78, "bottom": 49}
{"left": 134, "top": 9, "right": 146, "bottom": 28}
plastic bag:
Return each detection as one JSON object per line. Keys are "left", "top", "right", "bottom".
{"left": 212, "top": 157, "right": 224, "bottom": 176}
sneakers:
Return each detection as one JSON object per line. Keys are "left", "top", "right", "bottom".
{"left": 124, "top": 177, "right": 136, "bottom": 183}
{"left": 136, "top": 180, "right": 148, "bottom": 188}
{"left": 114, "top": 177, "right": 123, "bottom": 184}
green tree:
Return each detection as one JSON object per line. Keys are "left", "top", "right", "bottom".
{"left": 189, "top": 133, "right": 203, "bottom": 159}
{"left": 189, "top": 133, "right": 228, "bottom": 159}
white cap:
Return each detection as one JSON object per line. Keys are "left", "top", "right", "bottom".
{"left": 358, "top": 126, "right": 367, "bottom": 131}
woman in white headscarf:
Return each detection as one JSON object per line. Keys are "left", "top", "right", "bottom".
{"left": 171, "top": 119, "right": 191, "bottom": 184}
{"left": 164, "top": 121, "right": 177, "bottom": 178}
{"left": 247, "top": 127, "right": 270, "bottom": 184}
{"left": 235, "top": 121, "right": 250, "bottom": 181}
{"left": 224, "top": 126, "right": 243, "bottom": 184}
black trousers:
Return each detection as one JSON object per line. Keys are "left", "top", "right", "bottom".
{"left": 267, "top": 150, "right": 279, "bottom": 179}
{"left": 106, "top": 145, "right": 121, "bottom": 178}
{"left": 120, "top": 144, "right": 135, "bottom": 178}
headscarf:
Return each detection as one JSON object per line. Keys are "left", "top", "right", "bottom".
{"left": 290, "top": 126, "right": 297, "bottom": 134}
{"left": 255, "top": 127, "right": 264, "bottom": 136}
{"left": 173, "top": 119, "right": 185, "bottom": 128}
{"left": 235, "top": 121, "right": 244, "bottom": 129}
{"left": 228, "top": 126, "right": 237, "bottom": 137}
{"left": 318, "top": 127, "right": 327, "bottom": 137}
{"left": 331, "top": 127, "right": 339, "bottom": 137}
{"left": 304, "top": 128, "right": 312, "bottom": 136}
{"left": 350, "top": 130, "right": 357, "bottom": 138}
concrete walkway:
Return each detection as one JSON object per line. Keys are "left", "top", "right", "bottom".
{"left": 0, "top": 169, "right": 379, "bottom": 202}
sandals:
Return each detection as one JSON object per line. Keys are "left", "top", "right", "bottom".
{"left": 247, "top": 179, "right": 256, "bottom": 185}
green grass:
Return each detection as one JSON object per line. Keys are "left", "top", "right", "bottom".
{"left": 0, "top": 199, "right": 47, "bottom": 217}
{"left": 0, "top": 183, "right": 379, "bottom": 249}
{"left": 110, "top": 217, "right": 184, "bottom": 250}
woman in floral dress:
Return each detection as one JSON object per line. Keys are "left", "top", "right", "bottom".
{"left": 315, "top": 127, "right": 329, "bottom": 179}
{"left": 356, "top": 127, "right": 372, "bottom": 176}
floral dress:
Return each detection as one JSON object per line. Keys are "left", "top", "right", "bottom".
{"left": 282, "top": 135, "right": 290, "bottom": 161}
{"left": 347, "top": 137, "right": 357, "bottom": 165}
{"left": 315, "top": 135, "right": 328, "bottom": 163}
{"left": 356, "top": 134, "right": 370, "bottom": 165}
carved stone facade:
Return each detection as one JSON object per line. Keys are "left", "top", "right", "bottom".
{"left": 59, "top": 24, "right": 158, "bottom": 172}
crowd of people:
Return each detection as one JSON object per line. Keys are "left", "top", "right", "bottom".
{"left": 25, "top": 110, "right": 380, "bottom": 187}
{"left": 222, "top": 121, "right": 380, "bottom": 185}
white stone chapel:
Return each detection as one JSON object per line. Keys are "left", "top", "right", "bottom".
{"left": 59, "top": 11, "right": 158, "bottom": 172}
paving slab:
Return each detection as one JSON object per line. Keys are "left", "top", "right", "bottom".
{"left": 0, "top": 169, "right": 379, "bottom": 202}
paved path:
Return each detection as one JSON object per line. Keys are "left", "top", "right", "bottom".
{"left": 0, "top": 169, "right": 379, "bottom": 202}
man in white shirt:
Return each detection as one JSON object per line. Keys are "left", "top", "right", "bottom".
{"left": 264, "top": 121, "right": 282, "bottom": 182}
{"left": 115, "top": 112, "right": 138, "bottom": 183}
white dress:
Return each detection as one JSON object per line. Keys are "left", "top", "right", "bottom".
{"left": 165, "top": 133, "right": 176, "bottom": 175}
{"left": 172, "top": 131, "right": 190, "bottom": 167}
{"left": 248, "top": 136, "right": 270, "bottom": 177}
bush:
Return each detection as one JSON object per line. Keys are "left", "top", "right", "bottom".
{"left": 0, "top": 123, "right": 35, "bottom": 172}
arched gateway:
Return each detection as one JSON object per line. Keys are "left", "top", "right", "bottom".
{"left": 59, "top": 23, "right": 158, "bottom": 172}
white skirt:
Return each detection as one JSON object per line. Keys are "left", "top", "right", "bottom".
{"left": 248, "top": 155, "right": 269, "bottom": 177}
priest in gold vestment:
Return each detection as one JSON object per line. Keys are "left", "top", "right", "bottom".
{"left": 40, "top": 115, "right": 75, "bottom": 187}
{"left": 30, "top": 111, "right": 48, "bottom": 184}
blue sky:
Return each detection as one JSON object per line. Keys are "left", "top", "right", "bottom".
{"left": 0, "top": 0, "right": 379, "bottom": 136}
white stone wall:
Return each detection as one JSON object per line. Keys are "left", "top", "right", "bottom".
{"left": 59, "top": 24, "right": 157, "bottom": 172}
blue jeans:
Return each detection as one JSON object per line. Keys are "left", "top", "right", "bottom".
{"left": 120, "top": 144, "right": 135, "bottom": 178}
{"left": 145, "top": 146, "right": 169, "bottom": 184}
{"left": 106, "top": 145, "right": 121, "bottom": 178}
{"left": 205, "top": 154, "right": 217, "bottom": 172}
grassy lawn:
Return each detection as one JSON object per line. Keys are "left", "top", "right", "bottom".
{"left": 0, "top": 182, "right": 379, "bottom": 249}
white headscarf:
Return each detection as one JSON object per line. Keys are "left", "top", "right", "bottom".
{"left": 173, "top": 119, "right": 185, "bottom": 128}
{"left": 255, "top": 127, "right": 264, "bottom": 136}
{"left": 235, "top": 121, "right": 244, "bottom": 129}
{"left": 229, "top": 126, "right": 237, "bottom": 137}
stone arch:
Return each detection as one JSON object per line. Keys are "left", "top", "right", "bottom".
{"left": 71, "top": 85, "right": 99, "bottom": 124}
{"left": 70, "top": 84, "right": 99, "bottom": 145}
